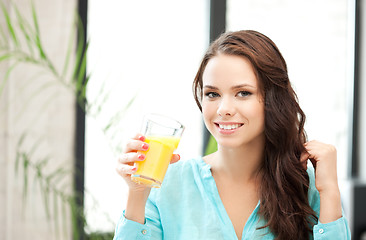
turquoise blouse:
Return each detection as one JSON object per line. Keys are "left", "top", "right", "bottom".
{"left": 113, "top": 158, "right": 351, "bottom": 240}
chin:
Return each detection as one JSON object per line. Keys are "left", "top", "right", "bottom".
{"left": 215, "top": 138, "right": 244, "bottom": 150}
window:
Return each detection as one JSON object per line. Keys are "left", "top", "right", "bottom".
{"left": 86, "top": 0, "right": 208, "bottom": 233}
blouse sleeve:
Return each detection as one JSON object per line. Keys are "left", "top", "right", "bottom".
{"left": 307, "top": 166, "right": 351, "bottom": 240}
{"left": 313, "top": 217, "right": 351, "bottom": 239}
{"left": 113, "top": 192, "right": 163, "bottom": 240}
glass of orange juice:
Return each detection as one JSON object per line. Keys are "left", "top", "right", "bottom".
{"left": 131, "top": 114, "right": 184, "bottom": 188}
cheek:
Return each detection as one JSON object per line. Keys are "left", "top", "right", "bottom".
{"left": 255, "top": 107, "right": 265, "bottom": 130}
{"left": 201, "top": 100, "right": 215, "bottom": 115}
{"left": 201, "top": 105, "right": 211, "bottom": 123}
{"left": 201, "top": 101, "right": 217, "bottom": 127}
{"left": 246, "top": 103, "right": 265, "bottom": 122}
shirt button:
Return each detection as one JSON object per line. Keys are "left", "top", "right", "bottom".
{"left": 319, "top": 229, "right": 324, "bottom": 234}
{"left": 141, "top": 229, "right": 147, "bottom": 235}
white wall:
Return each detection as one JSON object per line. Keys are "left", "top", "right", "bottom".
{"left": 0, "top": 0, "right": 76, "bottom": 239}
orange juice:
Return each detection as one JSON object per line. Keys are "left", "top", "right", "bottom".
{"left": 131, "top": 136, "right": 181, "bottom": 188}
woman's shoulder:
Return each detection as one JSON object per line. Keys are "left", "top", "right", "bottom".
{"left": 163, "top": 157, "right": 208, "bottom": 181}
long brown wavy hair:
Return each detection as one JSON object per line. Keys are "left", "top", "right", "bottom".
{"left": 193, "top": 30, "right": 317, "bottom": 239}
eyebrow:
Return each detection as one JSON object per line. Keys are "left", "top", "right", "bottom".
{"left": 203, "top": 84, "right": 256, "bottom": 90}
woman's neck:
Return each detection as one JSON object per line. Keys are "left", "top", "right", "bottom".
{"left": 205, "top": 140, "right": 264, "bottom": 184}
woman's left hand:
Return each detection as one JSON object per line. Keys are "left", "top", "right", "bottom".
{"left": 300, "top": 140, "right": 342, "bottom": 223}
{"left": 300, "top": 140, "right": 339, "bottom": 194}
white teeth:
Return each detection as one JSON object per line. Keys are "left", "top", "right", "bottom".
{"left": 219, "top": 124, "right": 242, "bottom": 130}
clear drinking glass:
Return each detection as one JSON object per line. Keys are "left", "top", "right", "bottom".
{"left": 131, "top": 114, "right": 184, "bottom": 188}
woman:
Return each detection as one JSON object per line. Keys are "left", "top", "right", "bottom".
{"left": 114, "top": 30, "right": 350, "bottom": 239}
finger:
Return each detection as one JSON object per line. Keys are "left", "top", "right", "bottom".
{"left": 124, "top": 138, "right": 149, "bottom": 153}
{"left": 130, "top": 133, "right": 146, "bottom": 142}
{"left": 303, "top": 143, "right": 319, "bottom": 161}
{"left": 303, "top": 147, "right": 320, "bottom": 162}
{"left": 170, "top": 154, "right": 181, "bottom": 164}
{"left": 116, "top": 163, "right": 137, "bottom": 176}
{"left": 304, "top": 140, "right": 326, "bottom": 153}
{"left": 118, "top": 152, "right": 146, "bottom": 164}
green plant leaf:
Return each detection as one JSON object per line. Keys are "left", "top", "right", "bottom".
{"left": 0, "top": 23, "right": 9, "bottom": 47}
{"left": 0, "top": 60, "right": 19, "bottom": 97}
{"left": 16, "top": 132, "right": 27, "bottom": 147}
{"left": 40, "top": 181, "right": 51, "bottom": 219}
{"left": 15, "top": 151, "right": 21, "bottom": 176}
{"left": 46, "top": 167, "right": 71, "bottom": 185}
{"left": 36, "top": 156, "right": 50, "bottom": 169}
{"left": 75, "top": 41, "right": 89, "bottom": 109}
{"left": 15, "top": 133, "right": 27, "bottom": 175}
{"left": 35, "top": 162, "right": 51, "bottom": 219}
{"left": 5, "top": 1, "right": 120, "bottom": 238}
{"left": 103, "top": 94, "right": 137, "bottom": 133}
{"left": 80, "top": 74, "right": 91, "bottom": 100}
{"left": 1, "top": 2, "right": 20, "bottom": 48}
{"left": 14, "top": 5, "right": 35, "bottom": 57}
{"left": 22, "top": 153, "right": 30, "bottom": 201}
{"left": 0, "top": 53, "right": 13, "bottom": 62}
{"left": 61, "top": 197, "right": 69, "bottom": 238}
{"left": 72, "top": 16, "right": 86, "bottom": 84}
{"left": 85, "top": 79, "right": 110, "bottom": 116}
{"left": 70, "top": 196, "right": 80, "bottom": 240}
{"left": 61, "top": 15, "right": 77, "bottom": 79}
{"left": 31, "top": 1, "right": 46, "bottom": 60}
{"left": 76, "top": 42, "right": 88, "bottom": 89}
{"left": 53, "top": 190, "right": 60, "bottom": 239}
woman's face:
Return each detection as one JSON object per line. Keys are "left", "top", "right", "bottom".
{"left": 201, "top": 54, "right": 265, "bottom": 150}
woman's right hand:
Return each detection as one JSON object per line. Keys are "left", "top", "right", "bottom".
{"left": 116, "top": 134, "right": 150, "bottom": 193}
{"left": 116, "top": 133, "right": 181, "bottom": 223}
{"left": 116, "top": 133, "right": 181, "bottom": 193}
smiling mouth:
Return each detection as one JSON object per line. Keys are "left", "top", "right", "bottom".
{"left": 216, "top": 123, "right": 244, "bottom": 130}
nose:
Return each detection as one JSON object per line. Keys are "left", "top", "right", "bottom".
{"left": 217, "top": 97, "right": 235, "bottom": 117}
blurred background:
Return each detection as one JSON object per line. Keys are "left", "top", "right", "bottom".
{"left": 1, "top": 0, "right": 365, "bottom": 239}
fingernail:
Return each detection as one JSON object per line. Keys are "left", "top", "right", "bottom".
{"left": 177, "top": 154, "right": 181, "bottom": 160}
{"left": 139, "top": 135, "right": 145, "bottom": 141}
{"left": 131, "top": 167, "right": 137, "bottom": 172}
{"left": 142, "top": 143, "right": 149, "bottom": 150}
{"left": 138, "top": 154, "right": 145, "bottom": 160}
